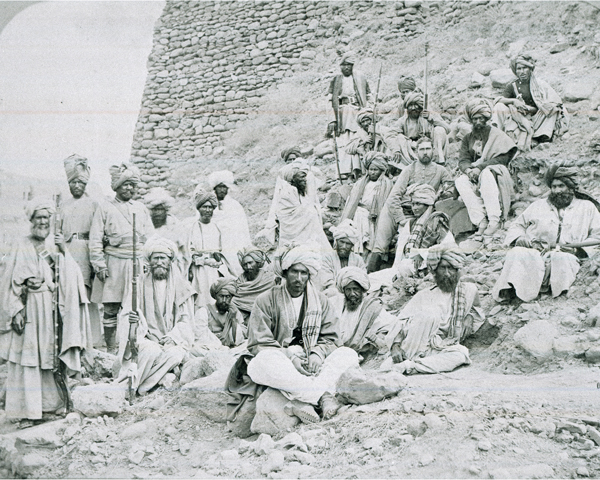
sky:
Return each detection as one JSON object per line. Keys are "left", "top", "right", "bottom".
{"left": 0, "top": 1, "right": 165, "bottom": 193}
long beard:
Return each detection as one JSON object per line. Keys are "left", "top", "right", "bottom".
{"left": 151, "top": 266, "right": 169, "bottom": 281}
{"left": 345, "top": 298, "right": 362, "bottom": 312}
{"left": 548, "top": 191, "right": 574, "bottom": 209}
{"left": 293, "top": 182, "right": 307, "bottom": 196}
{"left": 435, "top": 271, "right": 460, "bottom": 293}
{"left": 31, "top": 225, "right": 49, "bottom": 240}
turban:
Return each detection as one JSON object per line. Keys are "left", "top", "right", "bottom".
{"left": 64, "top": 154, "right": 90, "bottom": 183}
{"left": 274, "top": 244, "right": 321, "bottom": 278}
{"left": 403, "top": 92, "right": 424, "bottom": 109}
{"left": 280, "top": 160, "right": 309, "bottom": 183}
{"left": 406, "top": 183, "right": 437, "bottom": 206}
{"left": 510, "top": 53, "right": 536, "bottom": 75}
{"left": 397, "top": 76, "right": 417, "bottom": 92}
{"left": 144, "top": 187, "right": 174, "bottom": 210}
{"left": 330, "top": 219, "right": 359, "bottom": 245}
{"left": 336, "top": 266, "right": 370, "bottom": 293}
{"left": 237, "top": 247, "right": 269, "bottom": 269}
{"left": 281, "top": 147, "right": 301, "bottom": 163}
{"left": 363, "top": 151, "right": 388, "bottom": 172}
{"left": 192, "top": 185, "right": 218, "bottom": 209}
{"left": 427, "top": 246, "right": 466, "bottom": 272}
{"left": 340, "top": 52, "right": 356, "bottom": 65}
{"left": 465, "top": 98, "right": 492, "bottom": 123}
{"left": 144, "top": 236, "right": 177, "bottom": 261}
{"left": 25, "top": 197, "right": 55, "bottom": 221}
{"left": 356, "top": 108, "right": 373, "bottom": 125}
{"left": 210, "top": 279, "right": 238, "bottom": 299}
{"left": 545, "top": 162, "right": 578, "bottom": 191}
{"left": 109, "top": 163, "right": 140, "bottom": 191}
{"left": 208, "top": 170, "right": 234, "bottom": 190}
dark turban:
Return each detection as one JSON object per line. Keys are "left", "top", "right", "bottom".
{"left": 404, "top": 92, "right": 424, "bottom": 109}
{"left": 465, "top": 99, "right": 492, "bottom": 123}
{"left": 510, "top": 53, "right": 536, "bottom": 75}
{"left": 192, "top": 186, "right": 218, "bottom": 209}
{"left": 427, "top": 246, "right": 466, "bottom": 272}
{"left": 545, "top": 162, "right": 578, "bottom": 191}
{"left": 363, "top": 151, "right": 388, "bottom": 172}
{"left": 238, "top": 247, "right": 269, "bottom": 269}
{"left": 281, "top": 147, "right": 301, "bottom": 163}
{"left": 397, "top": 76, "right": 417, "bottom": 92}
{"left": 210, "top": 279, "right": 237, "bottom": 299}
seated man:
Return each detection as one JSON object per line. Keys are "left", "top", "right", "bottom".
{"left": 232, "top": 248, "right": 277, "bottom": 322}
{"left": 329, "top": 267, "right": 396, "bottom": 359}
{"left": 197, "top": 279, "right": 247, "bottom": 348}
{"left": 492, "top": 163, "right": 600, "bottom": 303}
{"left": 245, "top": 245, "right": 359, "bottom": 423}
{"left": 117, "top": 238, "right": 195, "bottom": 395}
{"left": 392, "top": 92, "right": 450, "bottom": 165}
{"left": 388, "top": 76, "right": 419, "bottom": 121}
{"left": 454, "top": 99, "right": 518, "bottom": 237}
{"left": 384, "top": 247, "right": 483, "bottom": 375}
{"left": 369, "top": 137, "right": 453, "bottom": 272}
{"left": 320, "top": 220, "right": 367, "bottom": 297}
{"left": 493, "top": 53, "right": 568, "bottom": 151}
{"left": 340, "top": 152, "right": 393, "bottom": 255}
{"left": 369, "top": 184, "right": 454, "bottom": 290}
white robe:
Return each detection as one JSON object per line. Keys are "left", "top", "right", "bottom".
{"left": 212, "top": 196, "right": 252, "bottom": 277}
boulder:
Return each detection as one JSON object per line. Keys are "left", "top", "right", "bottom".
{"left": 470, "top": 72, "right": 486, "bottom": 88}
{"left": 489, "top": 69, "right": 517, "bottom": 89}
{"left": 178, "top": 369, "right": 229, "bottom": 423}
{"left": 72, "top": 383, "right": 128, "bottom": 417}
{"left": 477, "top": 62, "right": 496, "bottom": 76}
{"left": 564, "top": 82, "right": 596, "bottom": 103}
{"left": 549, "top": 43, "right": 569, "bottom": 54}
{"left": 180, "top": 356, "right": 205, "bottom": 385}
{"left": 336, "top": 367, "right": 407, "bottom": 405}
{"left": 489, "top": 464, "right": 554, "bottom": 479}
{"left": 514, "top": 320, "right": 558, "bottom": 359}
{"left": 585, "top": 345, "right": 600, "bottom": 364}
{"left": 82, "top": 349, "right": 117, "bottom": 378}
{"left": 314, "top": 140, "right": 333, "bottom": 158}
{"left": 197, "top": 350, "right": 236, "bottom": 377}
{"left": 251, "top": 388, "right": 300, "bottom": 436}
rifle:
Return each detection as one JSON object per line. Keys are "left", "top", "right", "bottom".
{"left": 330, "top": 121, "right": 343, "bottom": 184}
{"left": 127, "top": 213, "right": 139, "bottom": 404}
{"left": 423, "top": 41, "right": 429, "bottom": 112}
{"left": 53, "top": 194, "right": 72, "bottom": 413}
{"left": 371, "top": 64, "right": 383, "bottom": 151}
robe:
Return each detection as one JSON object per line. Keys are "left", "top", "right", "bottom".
{"left": 212, "top": 196, "right": 252, "bottom": 277}
{"left": 198, "top": 304, "right": 247, "bottom": 347}
{"left": 0, "top": 237, "right": 92, "bottom": 419}
{"left": 319, "top": 251, "right": 367, "bottom": 297}
{"left": 232, "top": 269, "right": 277, "bottom": 318}
{"left": 492, "top": 198, "right": 600, "bottom": 302}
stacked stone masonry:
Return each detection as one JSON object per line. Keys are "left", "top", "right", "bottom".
{"left": 131, "top": 0, "right": 491, "bottom": 195}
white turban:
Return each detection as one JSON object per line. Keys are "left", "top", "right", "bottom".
{"left": 336, "top": 266, "right": 370, "bottom": 293}
{"left": 330, "top": 219, "right": 359, "bottom": 245}
{"left": 64, "top": 154, "right": 90, "bottom": 183}
{"left": 144, "top": 187, "right": 174, "bottom": 210}
{"left": 208, "top": 170, "right": 234, "bottom": 190}
{"left": 144, "top": 236, "right": 177, "bottom": 261}
{"left": 274, "top": 244, "right": 321, "bottom": 278}
{"left": 25, "top": 197, "right": 55, "bottom": 221}
{"left": 280, "top": 160, "right": 310, "bottom": 183}
{"left": 109, "top": 163, "right": 140, "bottom": 191}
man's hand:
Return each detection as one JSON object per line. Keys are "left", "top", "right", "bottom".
{"left": 560, "top": 245, "right": 577, "bottom": 255}
{"left": 307, "top": 354, "right": 323, "bottom": 375}
{"left": 422, "top": 110, "right": 430, "bottom": 120}
{"left": 25, "top": 278, "right": 43, "bottom": 290}
{"left": 96, "top": 269, "right": 109, "bottom": 282}
{"left": 515, "top": 236, "right": 532, "bottom": 248}
{"left": 147, "top": 333, "right": 160, "bottom": 343}
{"left": 11, "top": 312, "right": 25, "bottom": 335}
{"left": 467, "top": 168, "right": 480, "bottom": 183}
{"left": 393, "top": 152, "right": 403, "bottom": 163}
{"left": 128, "top": 311, "right": 139, "bottom": 325}
{"left": 160, "top": 337, "right": 176, "bottom": 347}
{"left": 291, "top": 356, "right": 311, "bottom": 376}
{"left": 54, "top": 233, "right": 66, "bottom": 254}
{"left": 391, "top": 343, "right": 403, "bottom": 364}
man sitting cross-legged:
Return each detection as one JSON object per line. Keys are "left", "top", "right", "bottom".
{"left": 244, "top": 245, "right": 360, "bottom": 423}
{"left": 116, "top": 237, "right": 195, "bottom": 395}
{"left": 382, "top": 246, "right": 483, "bottom": 375}
{"left": 492, "top": 162, "right": 600, "bottom": 303}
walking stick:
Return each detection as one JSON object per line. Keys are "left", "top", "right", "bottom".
{"left": 127, "top": 213, "right": 139, "bottom": 404}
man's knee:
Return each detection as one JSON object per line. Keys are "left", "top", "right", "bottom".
{"left": 247, "top": 349, "right": 287, "bottom": 378}
{"left": 326, "top": 346, "right": 360, "bottom": 365}
{"left": 454, "top": 174, "right": 472, "bottom": 192}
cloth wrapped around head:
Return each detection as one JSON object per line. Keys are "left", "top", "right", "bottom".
{"left": 64, "top": 154, "right": 90, "bottom": 183}
{"left": 356, "top": 108, "right": 373, "bottom": 125}
{"left": 397, "top": 76, "right": 417, "bottom": 92}
{"left": 330, "top": 219, "right": 359, "bottom": 245}
{"left": 210, "top": 278, "right": 238, "bottom": 299}
{"left": 427, "top": 246, "right": 466, "bottom": 272}
{"left": 281, "top": 147, "right": 301, "bottom": 163}
{"left": 208, "top": 170, "right": 234, "bottom": 190}
{"left": 109, "top": 163, "right": 140, "bottom": 191}
{"left": 363, "top": 151, "right": 388, "bottom": 172}
{"left": 406, "top": 183, "right": 437, "bottom": 206}
{"left": 274, "top": 244, "right": 321, "bottom": 278}
{"left": 192, "top": 185, "right": 218, "bottom": 209}
{"left": 340, "top": 51, "right": 356, "bottom": 65}
{"left": 237, "top": 247, "right": 269, "bottom": 269}
{"left": 336, "top": 266, "right": 370, "bottom": 293}
{"left": 144, "top": 236, "right": 177, "bottom": 261}
{"left": 280, "top": 160, "right": 310, "bottom": 183}
{"left": 403, "top": 91, "right": 425, "bottom": 109}
{"left": 25, "top": 197, "right": 55, "bottom": 221}
{"left": 144, "top": 187, "right": 174, "bottom": 210}
{"left": 465, "top": 98, "right": 492, "bottom": 123}
{"left": 544, "top": 161, "right": 578, "bottom": 191}
{"left": 510, "top": 53, "right": 536, "bottom": 75}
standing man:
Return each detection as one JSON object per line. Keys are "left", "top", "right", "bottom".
{"left": 144, "top": 187, "right": 180, "bottom": 239}
{"left": 89, "top": 163, "right": 154, "bottom": 354}
{"left": 0, "top": 199, "right": 91, "bottom": 425}
{"left": 208, "top": 170, "right": 252, "bottom": 277}
{"left": 59, "top": 154, "right": 102, "bottom": 346}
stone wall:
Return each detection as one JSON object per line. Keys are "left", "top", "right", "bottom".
{"left": 130, "top": 0, "right": 492, "bottom": 195}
